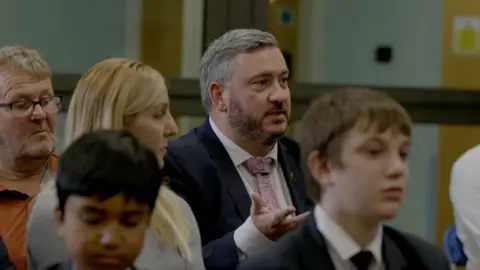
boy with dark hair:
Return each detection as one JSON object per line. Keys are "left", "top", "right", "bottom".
{"left": 238, "top": 88, "right": 450, "bottom": 269}
{"left": 46, "top": 130, "right": 164, "bottom": 270}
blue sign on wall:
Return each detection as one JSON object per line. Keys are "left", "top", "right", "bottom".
{"left": 277, "top": 7, "right": 293, "bottom": 26}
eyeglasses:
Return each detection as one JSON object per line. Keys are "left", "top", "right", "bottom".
{"left": 0, "top": 96, "right": 62, "bottom": 117}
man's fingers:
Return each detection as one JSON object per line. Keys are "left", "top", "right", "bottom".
{"left": 275, "top": 211, "right": 311, "bottom": 228}
{"left": 271, "top": 207, "right": 296, "bottom": 226}
{"left": 289, "top": 211, "right": 310, "bottom": 223}
{"left": 264, "top": 211, "right": 310, "bottom": 240}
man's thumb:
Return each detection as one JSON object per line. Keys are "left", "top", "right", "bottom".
{"left": 250, "top": 192, "right": 263, "bottom": 215}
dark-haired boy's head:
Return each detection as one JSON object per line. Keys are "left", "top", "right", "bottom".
{"left": 300, "top": 88, "right": 411, "bottom": 222}
{"left": 54, "top": 130, "right": 164, "bottom": 270}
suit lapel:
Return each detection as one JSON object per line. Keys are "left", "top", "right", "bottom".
{"left": 278, "top": 143, "right": 310, "bottom": 213}
{"left": 382, "top": 233, "right": 408, "bottom": 270}
{"left": 300, "top": 214, "right": 336, "bottom": 270}
{"left": 197, "top": 120, "right": 251, "bottom": 219}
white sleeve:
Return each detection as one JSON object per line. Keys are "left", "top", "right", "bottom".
{"left": 233, "top": 216, "right": 274, "bottom": 260}
{"left": 450, "top": 147, "right": 480, "bottom": 269}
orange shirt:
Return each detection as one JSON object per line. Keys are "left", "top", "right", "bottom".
{"left": 0, "top": 155, "right": 58, "bottom": 270}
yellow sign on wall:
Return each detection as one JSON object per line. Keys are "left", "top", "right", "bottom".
{"left": 453, "top": 16, "right": 480, "bottom": 54}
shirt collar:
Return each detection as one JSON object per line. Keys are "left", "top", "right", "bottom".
{"left": 209, "top": 117, "right": 278, "bottom": 166}
{"left": 314, "top": 205, "right": 383, "bottom": 264}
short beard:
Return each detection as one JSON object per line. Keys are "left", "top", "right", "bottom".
{"left": 227, "top": 96, "right": 285, "bottom": 146}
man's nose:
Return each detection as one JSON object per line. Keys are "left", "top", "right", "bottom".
{"left": 30, "top": 104, "right": 47, "bottom": 121}
{"left": 269, "top": 85, "right": 290, "bottom": 103}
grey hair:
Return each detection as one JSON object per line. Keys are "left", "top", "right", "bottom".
{"left": 0, "top": 45, "right": 51, "bottom": 80}
{"left": 199, "top": 29, "right": 278, "bottom": 113}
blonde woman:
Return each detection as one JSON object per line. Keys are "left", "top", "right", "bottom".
{"left": 27, "top": 58, "right": 205, "bottom": 270}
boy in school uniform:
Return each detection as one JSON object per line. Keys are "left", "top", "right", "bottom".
{"left": 238, "top": 88, "right": 450, "bottom": 270}
{"left": 45, "top": 130, "right": 164, "bottom": 270}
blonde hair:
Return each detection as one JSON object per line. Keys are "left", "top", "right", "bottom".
{"left": 0, "top": 45, "right": 51, "bottom": 80}
{"left": 54, "top": 58, "right": 191, "bottom": 260}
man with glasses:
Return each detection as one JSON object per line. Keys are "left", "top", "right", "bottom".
{"left": 0, "top": 45, "right": 61, "bottom": 270}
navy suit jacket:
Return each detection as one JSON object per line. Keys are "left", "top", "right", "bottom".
{"left": 164, "top": 119, "right": 312, "bottom": 270}
{"left": 237, "top": 214, "right": 450, "bottom": 270}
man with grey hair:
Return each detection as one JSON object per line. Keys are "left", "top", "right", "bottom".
{"left": 0, "top": 45, "right": 61, "bottom": 270}
{"left": 165, "top": 29, "right": 312, "bottom": 269}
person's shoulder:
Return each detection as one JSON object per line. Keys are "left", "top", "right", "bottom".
{"left": 384, "top": 226, "right": 449, "bottom": 268}
{"left": 165, "top": 126, "right": 212, "bottom": 171}
{"left": 400, "top": 230, "right": 444, "bottom": 253}
{"left": 168, "top": 126, "right": 203, "bottom": 150}
{"left": 166, "top": 129, "right": 208, "bottom": 166}
{"left": 453, "top": 144, "right": 480, "bottom": 172}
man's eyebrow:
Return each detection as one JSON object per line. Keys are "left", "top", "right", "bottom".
{"left": 6, "top": 89, "right": 53, "bottom": 100}
{"left": 249, "top": 69, "right": 290, "bottom": 79}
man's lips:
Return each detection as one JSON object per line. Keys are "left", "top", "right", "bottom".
{"left": 267, "top": 110, "right": 286, "bottom": 115}
{"left": 33, "top": 130, "right": 47, "bottom": 135}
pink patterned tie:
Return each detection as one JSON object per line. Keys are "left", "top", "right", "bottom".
{"left": 243, "top": 157, "right": 280, "bottom": 211}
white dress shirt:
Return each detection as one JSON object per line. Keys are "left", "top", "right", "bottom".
{"left": 450, "top": 144, "right": 480, "bottom": 270}
{"left": 314, "top": 205, "right": 385, "bottom": 270}
{"left": 209, "top": 118, "right": 293, "bottom": 259}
